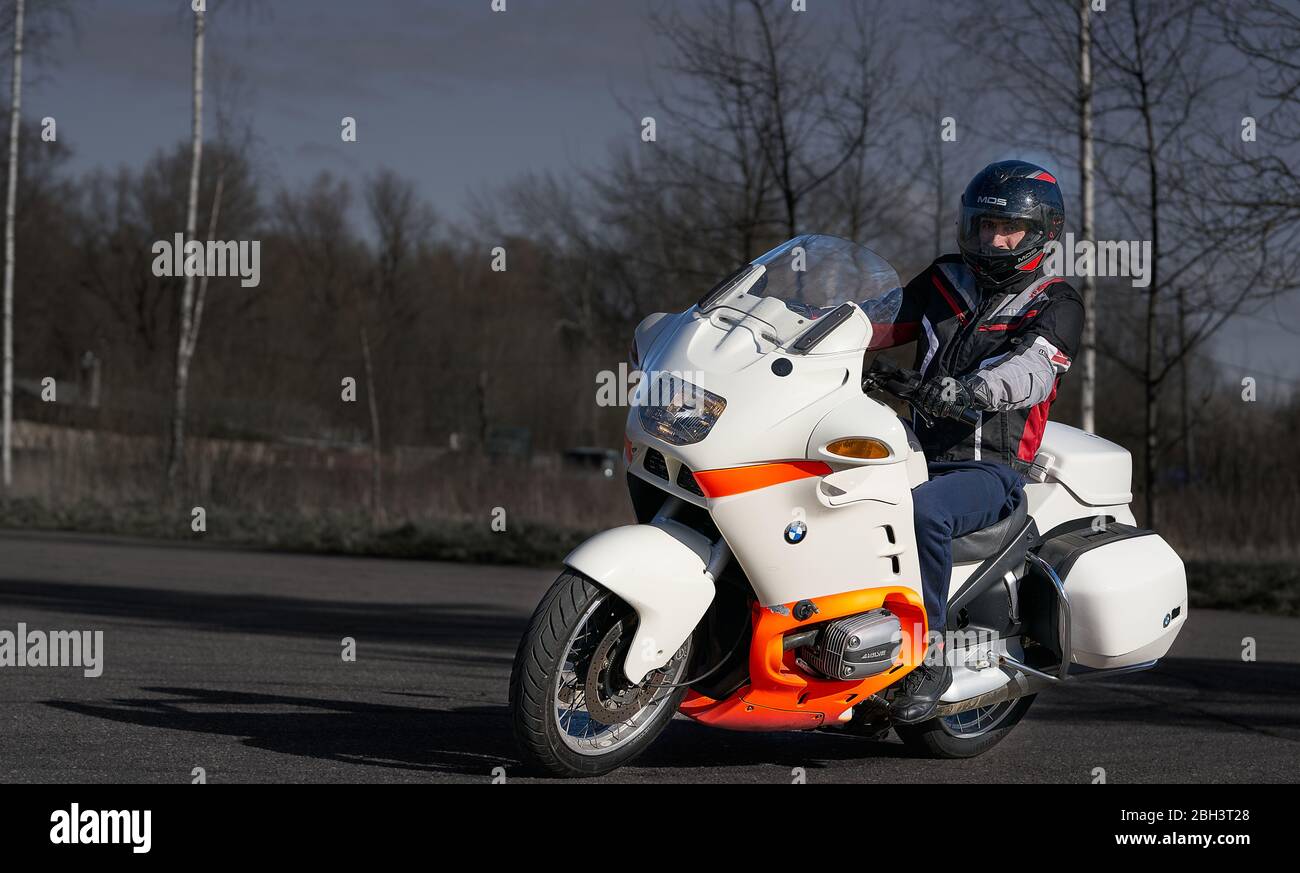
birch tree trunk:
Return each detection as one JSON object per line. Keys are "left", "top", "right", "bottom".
{"left": 357, "top": 311, "right": 382, "bottom": 521}
{"left": 1140, "top": 82, "right": 1161, "bottom": 530}
{"left": 2, "top": 0, "right": 24, "bottom": 492}
{"left": 1078, "top": 0, "right": 1097, "bottom": 434}
{"left": 166, "top": 5, "right": 204, "bottom": 493}
{"left": 191, "top": 173, "right": 224, "bottom": 348}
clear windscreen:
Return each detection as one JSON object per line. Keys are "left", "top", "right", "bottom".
{"left": 702, "top": 234, "right": 903, "bottom": 345}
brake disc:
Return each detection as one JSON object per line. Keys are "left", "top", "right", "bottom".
{"left": 582, "top": 619, "right": 659, "bottom": 726}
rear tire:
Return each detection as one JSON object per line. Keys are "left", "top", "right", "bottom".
{"left": 508, "top": 570, "right": 695, "bottom": 778}
{"left": 894, "top": 694, "right": 1036, "bottom": 758}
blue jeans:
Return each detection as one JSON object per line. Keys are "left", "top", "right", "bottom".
{"left": 911, "top": 460, "right": 1026, "bottom": 633}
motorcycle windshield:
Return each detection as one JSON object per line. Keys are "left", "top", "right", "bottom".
{"left": 702, "top": 234, "right": 904, "bottom": 347}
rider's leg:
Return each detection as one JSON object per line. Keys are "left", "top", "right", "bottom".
{"left": 912, "top": 460, "right": 1023, "bottom": 630}
{"left": 892, "top": 460, "right": 1025, "bottom": 723}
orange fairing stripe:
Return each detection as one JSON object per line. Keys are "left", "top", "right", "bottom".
{"left": 693, "top": 460, "right": 832, "bottom": 498}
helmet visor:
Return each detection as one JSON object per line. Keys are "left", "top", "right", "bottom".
{"left": 958, "top": 206, "right": 1048, "bottom": 258}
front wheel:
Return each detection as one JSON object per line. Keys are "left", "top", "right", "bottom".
{"left": 894, "top": 694, "right": 1036, "bottom": 758}
{"left": 508, "top": 570, "right": 696, "bottom": 778}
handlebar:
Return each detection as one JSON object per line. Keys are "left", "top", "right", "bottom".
{"left": 861, "top": 357, "right": 982, "bottom": 427}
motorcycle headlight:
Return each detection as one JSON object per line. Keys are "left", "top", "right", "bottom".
{"left": 635, "top": 372, "right": 727, "bottom": 446}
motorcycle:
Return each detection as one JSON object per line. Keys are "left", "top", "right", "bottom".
{"left": 508, "top": 234, "right": 1188, "bottom": 778}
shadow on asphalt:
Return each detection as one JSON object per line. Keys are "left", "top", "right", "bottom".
{"left": 0, "top": 576, "right": 525, "bottom": 652}
{"left": 42, "top": 656, "right": 1300, "bottom": 779}
{"left": 43, "top": 687, "right": 916, "bottom": 778}
{"left": 13, "top": 574, "right": 1300, "bottom": 777}
{"left": 1016, "top": 658, "right": 1300, "bottom": 741}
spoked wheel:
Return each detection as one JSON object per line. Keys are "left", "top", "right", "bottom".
{"left": 940, "top": 700, "right": 1018, "bottom": 737}
{"left": 894, "top": 694, "right": 1036, "bottom": 758}
{"left": 509, "top": 570, "right": 695, "bottom": 778}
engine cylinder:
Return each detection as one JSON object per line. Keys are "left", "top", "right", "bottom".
{"left": 799, "top": 608, "right": 902, "bottom": 680}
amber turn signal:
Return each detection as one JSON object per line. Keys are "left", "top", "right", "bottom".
{"left": 824, "top": 437, "right": 891, "bottom": 460}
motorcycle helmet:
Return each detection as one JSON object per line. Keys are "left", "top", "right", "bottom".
{"left": 957, "top": 160, "right": 1065, "bottom": 289}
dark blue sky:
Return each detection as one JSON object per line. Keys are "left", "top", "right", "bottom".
{"left": 29, "top": 0, "right": 664, "bottom": 216}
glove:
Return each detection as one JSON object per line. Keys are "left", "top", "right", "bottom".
{"left": 915, "top": 374, "right": 993, "bottom": 421}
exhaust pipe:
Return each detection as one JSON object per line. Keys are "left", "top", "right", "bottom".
{"left": 933, "top": 672, "right": 1053, "bottom": 717}
{"left": 935, "top": 658, "right": 1160, "bottom": 717}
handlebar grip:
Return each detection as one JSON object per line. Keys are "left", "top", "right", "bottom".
{"left": 872, "top": 356, "right": 899, "bottom": 371}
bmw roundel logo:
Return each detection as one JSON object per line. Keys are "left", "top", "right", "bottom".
{"left": 784, "top": 520, "right": 807, "bottom": 544}
{"left": 1162, "top": 613, "right": 1171, "bottom": 628}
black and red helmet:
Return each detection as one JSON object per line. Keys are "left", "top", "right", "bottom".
{"left": 956, "top": 160, "right": 1065, "bottom": 289}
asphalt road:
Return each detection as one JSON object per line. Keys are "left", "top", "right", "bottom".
{"left": 0, "top": 529, "right": 1297, "bottom": 783}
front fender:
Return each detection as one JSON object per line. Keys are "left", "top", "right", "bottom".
{"left": 564, "top": 519, "right": 717, "bottom": 685}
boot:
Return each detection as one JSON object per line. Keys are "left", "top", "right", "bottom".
{"left": 888, "top": 641, "right": 953, "bottom": 724}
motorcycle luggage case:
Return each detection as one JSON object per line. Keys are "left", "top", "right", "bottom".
{"left": 1026, "top": 523, "right": 1188, "bottom": 670}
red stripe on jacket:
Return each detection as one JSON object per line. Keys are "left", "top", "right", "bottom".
{"left": 930, "top": 274, "right": 968, "bottom": 325}
{"left": 1017, "top": 378, "right": 1058, "bottom": 462}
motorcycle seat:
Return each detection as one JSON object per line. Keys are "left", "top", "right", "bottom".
{"left": 951, "top": 494, "right": 1029, "bottom": 563}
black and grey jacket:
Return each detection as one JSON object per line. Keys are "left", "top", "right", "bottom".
{"left": 865, "top": 254, "right": 1084, "bottom": 468}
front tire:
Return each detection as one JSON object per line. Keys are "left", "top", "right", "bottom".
{"left": 508, "top": 570, "right": 695, "bottom": 778}
{"left": 894, "top": 694, "right": 1036, "bottom": 758}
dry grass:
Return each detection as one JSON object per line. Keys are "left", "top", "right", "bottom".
{"left": 11, "top": 420, "right": 633, "bottom": 527}
{"left": 4, "top": 421, "right": 1298, "bottom": 613}
{"left": 1144, "top": 487, "right": 1300, "bottom": 564}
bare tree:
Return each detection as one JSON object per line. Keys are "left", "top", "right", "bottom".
{"left": 187, "top": 62, "right": 255, "bottom": 384}
{"left": 275, "top": 171, "right": 434, "bottom": 521}
{"left": 622, "top": 0, "right": 780, "bottom": 267}
{"left": 1090, "top": 0, "right": 1271, "bottom": 526}
{"left": 165, "top": 3, "right": 205, "bottom": 493}
{"left": 600, "top": 0, "right": 899, "bottom": 274}
{"left": 165, "top": 0, "right": 263, "bottom": 493}
{"left": 810, "top": 2, "right": 908, "bottom": 252}
{"left": 1, "top": 0, "right": 21, "bottom": 491}
{"left": 1206, "top": 0, "right": 1300, "bottom": 279}
{"left": 949, "top": 0, "right": 1102, "bottom": 431}
{"left": 359, "top": 170, "right": 436, "bottom": 520}
{"left": 742, "top": 0, "right": 889, "bottom": 240}
{"left": 1077, "top": 0, "right": 1097, "bottom": 433}
{"left": 910, "top": 67, "right": 953, "bottom": 264}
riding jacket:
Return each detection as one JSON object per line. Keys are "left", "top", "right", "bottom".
{"left": 866, "top": 254, "right": 1085, "bottom": 470}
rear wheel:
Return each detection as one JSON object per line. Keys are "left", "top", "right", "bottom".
{"left": 894, "top": 694, "right": 1036, "bottom": 758}
{"left": 508, "top": 570, "right": 696, "bottom": 778}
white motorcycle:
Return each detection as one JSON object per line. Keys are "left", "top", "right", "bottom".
{"left": 508, "top": 234, "right": 1188, "bottom": 778}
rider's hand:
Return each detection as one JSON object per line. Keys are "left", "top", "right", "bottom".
{"left": 915, "top": 375, "right": 992, "bottom": 421}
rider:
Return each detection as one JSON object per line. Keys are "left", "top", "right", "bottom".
{"left": 865, "top": 160, "right": 1084, "bottom": 724}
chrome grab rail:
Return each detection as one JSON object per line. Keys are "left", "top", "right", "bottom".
{"left": 935, "top": 550, "right": 1162, "bottom": 716}
{"left": 1025, "top": 550, "right": 1072, "bottom": 681}
{"left": 997, "top": 653, "right": 1062, "bottom": 683}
